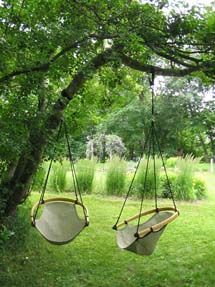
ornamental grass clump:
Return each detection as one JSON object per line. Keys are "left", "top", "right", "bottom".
{"left": 106, "top": 156, "right": 126, "bottom": 196}
{"left": 48, "top": 160, "right": 69, "bottom": 193}
{"left": 76, "top": 159, "right": 96, "bottom": 194}
{"left": 174, "top": 155, "right": 200, "bottom": 200}
{"left": 166, "top": 157, "right": 178, "bottom": 168}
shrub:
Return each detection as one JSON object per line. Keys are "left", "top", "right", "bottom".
{"left": 31, "top": 164, "right": 46, "bottom": 191}
{"left": 193, "top": 177, "right": 207, "bottom": 199}
{"left": 106, "top": 156, "right": 126, "bottom": 196}
{"left": 160, "top": 171, "right": 207, "bottom": 201}
{"left": 160, "top": 173, "right": 177, "bottom": 199}
{"left": 0, "top": 199, "right": 31, "bottom": 250}
{"left": 76, "top": 159, "right": 96, "bottom": 194}
{"left": 0, "top": 224, "right": 14, "bottom": 248}
{"left": 134, "top": 156, "right": 162, "bottom": 199}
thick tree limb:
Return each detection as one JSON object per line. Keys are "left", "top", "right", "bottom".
{"left": 147, "top": 42, "right": 201, "bottom": 65}
{"left": 4, "top": 47, "right": 116, "bottom": 215}
{"left": 0, "top": 33, "right": 112, "bottom": 83}
{"left": 0, "top": 38, "right": 90, "bottom": 83}
{"left": 149, "top": 47, "right": 197, "bottom": 68}
{"left": 0, "top": 63, "right": 50, "bottom": 82}
{"left": 1, "top": 31, "right": 213, "bottom": 84}
{"left": 120, "top": 53, "right": 201, "bottom": 76}
{"left": 46, "top": 47, "right": 114, "bottom": 130}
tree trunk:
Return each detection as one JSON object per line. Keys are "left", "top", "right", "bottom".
{"left": 1, "top": 159, "right": 18, "bottom": 183}
{"left": 198, "top": 133, "right": 209, "bottom": 160}
{"left": 4, "top": 130, "right": 47, "bottom": 215}
{"left": 129, "top": 146, "right": 135, "bottom": 161}
{"left": 100, "top": 134, "right": 106, "bottom": 163}
{"left": 2, "top": 49, "right": 113, "bottom": 217}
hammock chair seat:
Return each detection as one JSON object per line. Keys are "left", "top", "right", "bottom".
{"left": 31, "top": 198, "right": 89, "bottom": 245}
{"left": 113, "top": 72, "right": 179, "bottom": 256}
{"left": 116, "top": 207, "right": 179, "bottom": 256}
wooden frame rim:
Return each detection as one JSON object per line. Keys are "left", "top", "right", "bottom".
{"left": 115, "top": 207, "right": 179, "bottom": 238}
{"left": 31, "top": 197, "right": 89, "bottom": 225}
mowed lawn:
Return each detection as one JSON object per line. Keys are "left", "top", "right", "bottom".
{"left": 0, "top": 172, "right": 215, "bottom": 287}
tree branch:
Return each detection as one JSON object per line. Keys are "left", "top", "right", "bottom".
{"left": 120, "top": 53, "right": 200, "bottom": 76}
{"left": 0, "top": 63, "right": 50, "bottom": 83}
{"left": 46, "top": 47, "right": 114, "bottom": 129}
{"left": 147, "top": 45, "right": 198, "bottom": 68}
{"left": 0, "top": 33, "right": 111, "bottom": 83}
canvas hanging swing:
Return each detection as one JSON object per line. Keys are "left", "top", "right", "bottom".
{"left": 31, "top": 120, "right": 89, "bottom": 245}
{"left": 113, "top": 71, "right": 179, "bottom": 256}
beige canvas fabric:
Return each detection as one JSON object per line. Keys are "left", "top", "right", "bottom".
{"left": 35, "top": 201, "right": 86, "bottom": 244}
{"left": 116, "top": 211, "right": 173, "bottom": 256}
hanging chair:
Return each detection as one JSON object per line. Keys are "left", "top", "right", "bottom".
{"left": 113, "top": 72, "right": 179, "bottom": 256}
{"left": 31, "top": 121, "right": 89, "bottom": 245}
{"left": 115, "top": 207, "right": 178, "bottom": 255}
{"left": 31, "top": 198, "right": 88, "bottom": 244}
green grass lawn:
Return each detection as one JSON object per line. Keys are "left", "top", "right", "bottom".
{"left": 0, "top": 172, "right": 215, "bottom": 287}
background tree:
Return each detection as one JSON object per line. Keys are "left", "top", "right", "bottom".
{"left": 86, "top": 134, "right": 126, "bottom": 161}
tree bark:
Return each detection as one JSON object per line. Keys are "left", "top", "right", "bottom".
{"left": 129, "top": 146, "right": 135, "bottom": 161}
{"left": 198, "top": 133, "right": 209, "bottom": 159}
{"left": 3, "top": 48, "right": 114, "bottom": 216}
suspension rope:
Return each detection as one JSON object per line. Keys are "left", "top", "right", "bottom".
{"left": 63, "top": 121, "right": 82, "bottom": 203}
{"left": 136, "top": 127, "right": 153, "bottom": 236}
{"left": 154, "top": 128, "right": 177, "bottom": 210}
{"left": 63, "top": 121, "right": 79, "bottom": 202}
{"left": 63, "top": 121, "right": 88, "bottom": 221}
{"left": 113, "top": 129, "right": 151, "bottom": 229}
{"left": 152, "top": 125, "right": 158, "bottom": 210}
{"left": 33, "top": 119, "right": 88, "bottom": 224}
{"left": 149, "top": 70, "right": 158, "bottom": 210}
{"left": 114, "top": 69, "right": 177, "bottom": 233}
{"left": 33, "top": 120, "right": 63, "bottom": 221}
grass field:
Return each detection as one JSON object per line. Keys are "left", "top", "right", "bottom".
{"left": 0, "top": 172, "right": 215, "bottom": 287}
